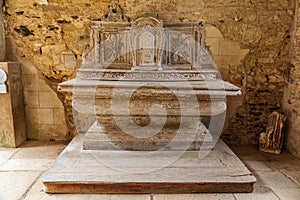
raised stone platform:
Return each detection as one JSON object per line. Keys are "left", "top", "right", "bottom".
{"left": 41, "top": 135, "right": 256, "bottom": 194}
{"left": 83, "top": 121, "right": 213, "bottom": 150}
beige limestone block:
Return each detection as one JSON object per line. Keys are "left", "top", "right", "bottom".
{"left": 205, "top": 25, "right": 223, "bottom": 38}
{"left": 255, "top": 171, "right": 299, "bottom": 188}
{"left": 206, "top": 37, "right": 220, "bottom": 56}
{"left": 0, "top": 171, "right": 41, "bottom": 200}
{"left": 0, "top": 148, "right": 18, "bottom": 166}
{"left": 12, "top": 143, "right": 65, "bottom": 159}
{"left": 219, "top": 39, "right": 249, "bottom": 56}
{"left": 24, "top": 91, "right": 39, "bottom": 108}
{"left": 0, "top": 158, "right": 53, "bottom": 171}
{"left": 39, "top": 92, "right": 64, "bottom": 109}
{"left": 26, "top": 108, "right": 54, "bottom": 125}
{"left": 23, "top": 74, "right": 52, "bottom": 92}
{"left": 19, "top": 57, "right": 39, "bottom": 75}
{"left": 154, "top": 194, "right": 235, "bottom": 200}
{"left": 53, "top": 109, "right": 66, "bottom": 125}
{"left": 111, "top": 195, "right": 151, "bottom": 200}
{"left": 271, "top": 188, "right": 300, "bottom": 200}
{"left": 24, "top": 180, "right": 91, "bottom": 200}
{"left": 214, "top": 55, "right": 245, "bottom": 66}
{"left": 234, "top": 188, "right": 279, "bottom": 200}
{"left": 39, "top": 125, "right": 68, "bottom": 141}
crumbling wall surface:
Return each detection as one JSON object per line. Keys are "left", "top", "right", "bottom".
{"left": 283, "top": 1, "right": 300, "bottom": 158}
{"left": 4, "top": 0, "right": 295, "bottom": 144}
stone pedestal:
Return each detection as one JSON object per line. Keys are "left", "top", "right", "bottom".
{"left": 0, "top": 62, "right": 26, "bottom": 147}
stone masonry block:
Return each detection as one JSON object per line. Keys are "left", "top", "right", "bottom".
{"left": 53, "top": 108, "right": 66, "bottom": 125}
{"left": 26, "top": 108, "right": 54, "bottom": 125}
{"left": 206, "top": 38, "right": 220, "bottom": 56}
{"left": 205, "top": 25, "right": 223, "bottom": 38}
{"left": 219, "top": 39, "right": 249, "bottom": 56}
{"left": 39, "top": 91, "right": 63, "bottom": 109}
{"left": 214, "top": 55, "right": 244, "bottom": 66}
{"left": 24, "top": 92, "right": 39, "bottom": 108}
{"left": 39, "top": 125, "right": 68, "bottom": 141}
{"left": 23, "top": 75, "right": 52, "bottom": 92}
{"left": 19, "top": 57, "right": 39, "bottom": 75}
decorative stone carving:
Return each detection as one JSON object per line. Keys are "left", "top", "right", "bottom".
{"left": 259, "top": 111, "right": 286, "bottom": 154}
{"left": 131, "top": 17, "right": 164, "bottom": 70}
{"left": 82, "top": 11, "right": 208, "bottom": 72}
{"left": 77, "top": 69, "right": 219, "bottom": 81}
{"left": 0, "top": 68, "right": 7, "bottom": 93}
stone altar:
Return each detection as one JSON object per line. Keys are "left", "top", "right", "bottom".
{"left": 58, "top": 5, "right": 241, "bottom": 151}
{"left": 42, "top": 4, "right": 255, "bottom": 193}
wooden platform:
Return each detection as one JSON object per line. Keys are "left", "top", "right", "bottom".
{"left": 41, "top": 135, "right": 256, "bottom": 194}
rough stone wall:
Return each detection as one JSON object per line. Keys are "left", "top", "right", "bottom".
{"left": 3, "top": 0, "right": 295, "bottom": 145}
{"left": 4, "top": 35, "right": 69, "bottom": 141}
{"left": 283, "top": 0, "right": 300, "bottom": 158}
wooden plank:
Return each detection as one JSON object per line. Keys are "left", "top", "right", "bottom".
{"left": 43, "top": 182, "right": 254, "bottom": 194}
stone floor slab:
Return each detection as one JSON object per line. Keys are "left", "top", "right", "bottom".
{"left": 0, "top": 171, "right": 41, "bottom": 200}
{"left": 271, "top": 187, "right": 300, "bottom": 200}
{"left": 0, "top": 158, "right": 54, "bottom": 171}
{"left": 234, "top": 187, "right": 279, "bottom": 200}
{"left": 256, "top": 172, "right": 299, "bottom": 188}
{"left": 24, "top": 179, "right": 91, "bottom": 200}
{"left": 12, "top": 144, "right": 65, "bottom": 159}
{"left": 281, "top": 170, "right": 300, "bottom": 186}
{"left": 110, "top": 194, "right": 151, "bottom": 200}
{"left": 0, "top": 148, "right": 18, "bottom": 166}
{"left": 154, "top": 194, "right": 235, "bottom": 200}
{"left": 264, "top": 159, "right": 300, "bottom": 172}
{"left": 260, "top": 151, "right": 296, "bottom": 162}
{"left": 230, "top": 146, "right": 268, "bottom": 161}
{"left": 88, "top": 194, "right": 113, "bottom": 200}
{"left": 243, "top": 160, "right": 273, "bottom": 172}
